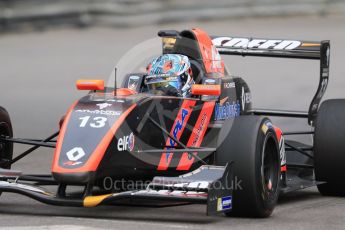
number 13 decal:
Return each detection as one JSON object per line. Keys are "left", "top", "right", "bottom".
{"left": 79, "top": 116, "right": 107, "bottom": 128}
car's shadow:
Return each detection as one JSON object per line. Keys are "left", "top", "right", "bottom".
{"left": 0, "top": 194, "right": 219, "bottom": 224}
{"left": 278, "top": 188, "right": 321, "bottom": 205}
{"left": 0, "top": 187, "right": 323, "bottom": 223}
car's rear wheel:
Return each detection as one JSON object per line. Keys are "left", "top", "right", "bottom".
{"left": 0, "top": 107, "right": 13, "bottom": 196}
{"left": 216, "top": 116, "right": 280, "bottom": 218}
{"left": 314, "top": 99, "right": 345, "bottom": 196}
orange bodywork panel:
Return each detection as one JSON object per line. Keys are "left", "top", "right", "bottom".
{"left": 114, "top": 88, "right": 137, "bottom": 96}
{"left": 191, "top": 28, "right": 224, "bottom": 76}
{"left": 76, "top": 79, "right": 105, "bottom": 91}
{"left": 191, "top": 84, "right": 221, "bottom": 96}
{"left": 52, "top": 103, "right": 137, "bottom": 174}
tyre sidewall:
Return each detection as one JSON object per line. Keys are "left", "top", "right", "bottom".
{"left": 0, "top": 106, "right": 13, "bottom": 169}
{"left": 253, "top": 121, "right": 280, "bottom": 216}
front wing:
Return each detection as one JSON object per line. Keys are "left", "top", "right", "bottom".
{"left": 0, "top": 164, "right": 233, "bottom": 216}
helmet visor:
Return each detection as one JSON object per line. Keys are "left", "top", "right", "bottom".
{"left": 146, "top": 74, "right": 181, "bottom": 92}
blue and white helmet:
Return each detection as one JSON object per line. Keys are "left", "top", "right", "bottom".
{"left": 146, "top": 54, "right": 194, "bottom": 97}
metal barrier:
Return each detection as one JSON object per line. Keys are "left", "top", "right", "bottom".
{"left": 0, "top": 0, "right": 344, "bottom": 31}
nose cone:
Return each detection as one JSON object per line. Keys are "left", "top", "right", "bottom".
{"left": 52, "top": 97, "right": 136, "bottom": 183}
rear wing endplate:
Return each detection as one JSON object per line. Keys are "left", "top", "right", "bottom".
{"left": 212, "top": 36, "right": 330, "bottom": 125}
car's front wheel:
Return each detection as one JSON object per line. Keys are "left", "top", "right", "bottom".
{"left": 0, "top": 106, "right": 13, "bottom": 196}
{"left": 216, "top": 116, "right": 281, "bottom": 218}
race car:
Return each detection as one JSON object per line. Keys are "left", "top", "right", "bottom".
{"left": 0, "top": 28, "right": 344, "bottom": 218}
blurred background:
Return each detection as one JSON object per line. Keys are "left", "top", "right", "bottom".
{"left": 0, "top": 0, "right": 344, "bottom": 172}
{"left": 0, "top": 0, "right": 345, "bottom": 30}
{"left": 0, "top": 2, "right": 345, "bottom": 229}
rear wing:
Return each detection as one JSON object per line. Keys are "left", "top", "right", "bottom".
{"left": 211, "top": 36, "right": 330, "bottom": 125}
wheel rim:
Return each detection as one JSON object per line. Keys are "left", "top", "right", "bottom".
{"left": 261, "top": 134, "right": 279, "bottom": 201}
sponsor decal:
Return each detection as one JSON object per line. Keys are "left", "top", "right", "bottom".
{"left": 326, "top": 46, "right": 330, "bottom": 67}
{"left": 169, "top": 109, "right": 188, "bottom": 147}
{"left": 217, "top": 196, "right": 232, "bottom": 211}
{"left": 241, "top": 87, "right": 251, "bottom": 110}
{"left": 75, "top": 109, "right": 120, "bottom": 116}
{"left": 166, "top": 108, "right": 189, "bottom": 162}
{"left": 117, "top": 132, "right": 135, "bottom": 152}
{"left": 190, "top": 113, "right": 207, "bottom": 156}
{"left": 261, "top": 121, "right": 273, "bottom": 134}
{"left": 158, "top": 100, "right": 196, "bottom": 171}
{"left": 211, "top": 45, "right": 223, "bottom": 70}
{"left": 214, "top": 101, "right": 240, "bottom": 121}
{"left": 106, "top": 99, "right": 125, "bottom": 103}
{"left": 64, "top": 147, "right": 85, "bottom": 166}
{"left": 213, "top": 37, "right": 301, "bottom": 50}
{"left": 162, "top": 37, "right": 177, "bottom": 52}
{"left": 64, "top": 161, "right": 83, "bottom": 166}
{"left": 275, "top": 127, "right": 286, "bottom": 167}
{"left": 201, "top": 42, "right": 224, "bottom": 74}
{"left": 279, "top": 135, "right": 286, "bottom": 166}
{"left": 205, "top": 79, "right": 216, "bottom": 85}
{"left": 76, "top": 102, "right": 120, "bottom": 116}
{"left": 219, "top": 97, "right": 229, "bottom": 106}
{"left": 223, "top": 82, "right": 235, "bottom": 89}
{"left": 97, "top": 103, "right": 112, "bottom": 110}
{"left": 176, "top": 101, "right": 215, "bottom": 170}
{"left": 185, "top": 113, "right": 208, "bottom": 160}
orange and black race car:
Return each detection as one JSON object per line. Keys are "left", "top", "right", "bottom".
{"left": 0, "top": 28, "right": 344, "bottom": 217}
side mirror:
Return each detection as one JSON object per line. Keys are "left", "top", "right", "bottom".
{"left": 76, "top": 79, "right": 104, "bottom": 91}
{"left": 191, "top": 84, "right": 221, "bottom": 96}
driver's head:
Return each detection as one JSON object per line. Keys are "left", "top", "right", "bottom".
{"left": 145, "top": 54, "right": 194, "bottom": 97}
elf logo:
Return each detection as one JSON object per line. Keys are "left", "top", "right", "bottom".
{"left": 213, "top": 37, "right": 301, "bottom": 50}
{"left": 117, "top": 132, "right": 135, "bottom": 151}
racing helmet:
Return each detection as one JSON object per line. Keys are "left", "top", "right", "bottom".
{"left": 145, "top": 54, "right": 194, "bottom": 97}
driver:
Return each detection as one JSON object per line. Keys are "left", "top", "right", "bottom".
{"left": 145, "top": 54, "right": 194, "bottom": 97}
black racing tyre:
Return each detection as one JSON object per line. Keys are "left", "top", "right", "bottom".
{"left": 314, "top": 99, "right": 345, "bottom": 196}
{"left": 0, "top": 106, "right": 13, "bottom": 196}
{"left": 215, "top": 116, "right": 280, "bottom": 218}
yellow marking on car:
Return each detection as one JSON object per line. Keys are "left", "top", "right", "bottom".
{"left": 83, "top": 194, "right": 112, "bottom": 207}
{"left": 261, "top": 124, "right": 268, "bottom": 134}
{"left": 301, "top": 43, "right": 320, "bottom": 47}
{"left": 219, "top": 97, "right": 229, "bottom": 106}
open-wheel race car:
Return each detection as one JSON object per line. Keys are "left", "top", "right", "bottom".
{"left": 1, "top": 28, "right": 344, "bottom": 218}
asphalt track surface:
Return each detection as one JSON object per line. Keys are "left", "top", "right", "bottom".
{"left": 1, "top": 15, "right": 345, "bottom": 229}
